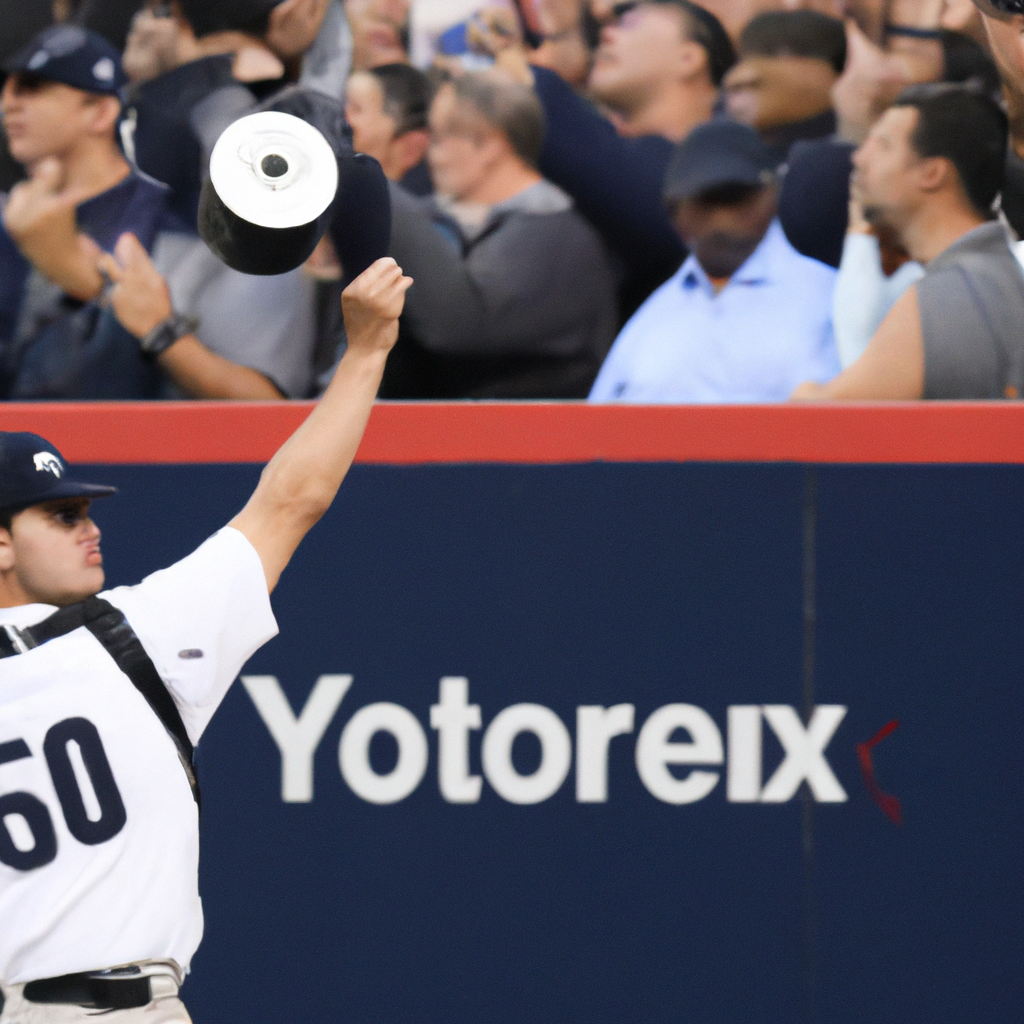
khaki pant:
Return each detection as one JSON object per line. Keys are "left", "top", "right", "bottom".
{"left": 0, "top": 965, "right": 190, "bottom": 1024}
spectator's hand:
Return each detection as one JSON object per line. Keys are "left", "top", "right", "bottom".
{"left": 341, "top": 257, "right": 412, "bottom": 357}
{"left": 848, "top": 172, "right": 872, "bottom": 235}
{"left": 468, "top": 6, "right": 535, "bottom": 85}
{"left": 468, "top": 6, "right": 523, "bottom": 55}
{"left": 536, "top": 0, "right": 585, "bottom": 38}
{"left": 266, "top": 0, "right": 330, "bottom": 60}
{"left": 123, "top": 6, "right": 192, "bottom": 84}
{"left": 3, "top": 158, "right": 103, "bottom": 300}
{"left": 831, "top": 21, "right": 912, "bottom": 143}
{"left": 97, "top": 233, "right": 174, "bottom": 341}
{"left": 885, "top": 0, "right": 945, "bottom": 83}
{"left": 532, "top": 0, "right": 592, "bottom": 87}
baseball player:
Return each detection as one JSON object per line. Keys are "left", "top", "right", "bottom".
{"left": 0, "top": 257, "right": 411, "bottom": 1024}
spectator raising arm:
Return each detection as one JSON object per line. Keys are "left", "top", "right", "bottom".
{"left": 100, "top": 233, "right": 288, "bottom": 400}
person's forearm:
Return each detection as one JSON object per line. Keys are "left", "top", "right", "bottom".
{"left": 158, "top": 335, "right": 286, "bottom": 399}
{"left": 240, "top": 346, "right": 387, "bottom": 550}
{"left": 531, "top": 33, "right": 591, "bottom": 88}
{"left": 18, "top": 232, "right": 104, "bottom": 301}
{"left": 532, "top": 67, "right": 683, "bottom": 268}
{"left": 227, "top": 257, "right": 408, "bottom": 591}
{"left": 834, "top": 233, "right": 887, "bottom": 368}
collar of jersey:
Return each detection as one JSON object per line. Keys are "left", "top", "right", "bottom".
{"left": 0, "top": 603, "right": 60, "bottom": 628}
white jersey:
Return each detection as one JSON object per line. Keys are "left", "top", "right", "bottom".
{"left": 0, "top": 528, "right": 277, "bottom": 985}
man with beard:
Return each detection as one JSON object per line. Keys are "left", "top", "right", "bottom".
{"left": 792, "top": 83, "right": 1024, "bottom": 400}
{"left": 589, "top": 120, "right": 838, "bottom": 403}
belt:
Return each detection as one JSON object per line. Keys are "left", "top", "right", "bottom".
{"left": 22, "top": 969, "right": 152, "bottom": 1010}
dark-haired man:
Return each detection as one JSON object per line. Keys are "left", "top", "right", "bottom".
{"left": 793, "top": 83, "right": 1024, "bottom": 400}
{"left": 345, "top": 63, "right": 432, "bottom": 195}
{"left": 0, "top": 256, "right": 410, "bottom": 1024}
{"left": 383, "top": 72, "right": 617, "bottom": 398}
{"left": 484, "top": 0, "right": 736, "bottom": 319}
{"left": 724, "top": 10, "right": 846, "bottom": 163}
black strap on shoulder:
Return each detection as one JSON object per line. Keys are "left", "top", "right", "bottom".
{"left": 4, "top": 597, "right": 200, "bottom": 810}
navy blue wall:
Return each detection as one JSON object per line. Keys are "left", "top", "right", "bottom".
{"left": 85, "top": 462, "right": 1024, "bottom": 1024}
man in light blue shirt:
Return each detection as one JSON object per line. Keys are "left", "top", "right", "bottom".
{"left": 589, "top": 120, "right": 839, "bottom": 403}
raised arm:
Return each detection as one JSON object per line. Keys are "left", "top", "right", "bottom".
{"left": 228, "top": 257, "right": 412, "bottom": 591}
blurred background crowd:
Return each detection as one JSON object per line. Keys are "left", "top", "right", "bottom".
{"left": 0, "top": 0, "right": 1023, "bottom": 402}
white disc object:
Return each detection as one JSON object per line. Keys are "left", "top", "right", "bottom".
{"left": 208, "top": 110, "right": 339, "bottom": 230}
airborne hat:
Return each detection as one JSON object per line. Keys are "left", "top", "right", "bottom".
{"left": 0, "top": 433, "right": 116, "bottom": 514}
{"left": 3, "top": 24, "right": 127, "bottom": 96}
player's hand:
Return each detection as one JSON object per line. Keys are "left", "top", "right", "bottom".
{"left": 341, "top": 257, "right": 413, "bottom": 357}
{"left": 97, "top": 233, "right": 174, "bottom": 341}
{"left": 3, "top": 158, "right": 104, "bottom": 299}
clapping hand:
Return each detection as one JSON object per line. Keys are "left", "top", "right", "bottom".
{"left": 3, "top": 158, "right": 103, "bottom": 299}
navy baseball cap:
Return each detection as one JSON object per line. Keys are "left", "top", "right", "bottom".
{"left": 663, "top": 120, "right": 776, "bottom": 204}
{"left": 3, "top": 25, "right": 127, "bottom": 96}
{"left": 0, "top": 432, "right": 116, "bottom": 513}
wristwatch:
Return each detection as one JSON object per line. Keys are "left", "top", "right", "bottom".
{"left": 139, "top": 312, "right": 195, "bottom": 357}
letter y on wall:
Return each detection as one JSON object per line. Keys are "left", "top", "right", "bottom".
{"left": 242, "top": 675, "right": 352, "bottom": 802}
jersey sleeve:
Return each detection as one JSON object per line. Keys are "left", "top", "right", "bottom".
{"left": 100, "top": 527, "right": 279, "bottom": 744}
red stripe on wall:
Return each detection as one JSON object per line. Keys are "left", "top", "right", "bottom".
{"left": 1, "top": 401, "right": 1024, "bottom": 465}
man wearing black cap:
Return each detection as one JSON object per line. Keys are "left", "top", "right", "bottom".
{"left": 589, "top": 119, "right": 839, "bottom": 403}
{"left": 0, "top": 24, "right": 171, "bottom": 399}
{"left": 0, "top": 255, "right": 411, "bottom": 1024}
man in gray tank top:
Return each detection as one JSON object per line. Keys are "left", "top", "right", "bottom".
{"left": 791, "top": 83, "right": 1024, "bottom": 400}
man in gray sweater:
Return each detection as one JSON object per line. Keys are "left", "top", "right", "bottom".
{"left": 382, "top": 72, "right": 618, "bottom": 398}
{"left": 793, "top": 83, "right": 1024, "bottom": 401}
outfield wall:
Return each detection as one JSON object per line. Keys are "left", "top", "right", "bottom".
{"left": 1, "top": 403, "right": 1021, "bottom": 1024}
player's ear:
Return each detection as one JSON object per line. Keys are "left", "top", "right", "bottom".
{"left": 0, "top": 521, "right": 15, "bottom": 572}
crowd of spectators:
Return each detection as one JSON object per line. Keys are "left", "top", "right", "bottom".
{"left": 1, "top": 0, "right": 1024, "bottom": 402}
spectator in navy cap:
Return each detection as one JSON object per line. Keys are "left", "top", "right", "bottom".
{"left": 0, "top": 24, "right": 170, "bottom": 399}
{"left": 0, "top": 22, "right": 323, "bottom": 401}
{"left": 589, "top": 120, "right": 839, "bottom": 403}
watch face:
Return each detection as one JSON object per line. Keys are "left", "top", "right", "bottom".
{"left": 143, "top": 315, "right": 192, "bottom": 356}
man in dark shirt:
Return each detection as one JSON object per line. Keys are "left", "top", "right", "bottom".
{"left": 793, "top": 84, "right": 1024, "bottom": 401}
{"left": 0, "top": 25, "right": 167, "bottom": 400}
{"left": 383, "top": 73, "right": 618, "bottom": 398}
{"left": 487, "top": 0, "right": 735, "bottom": 321}
{"left": 723, "top": 11, "right": 846, "bottom": 165}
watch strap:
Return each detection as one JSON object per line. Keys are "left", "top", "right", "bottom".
{"left": 139, "top": 312, "right": 195, "bottom": 357}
